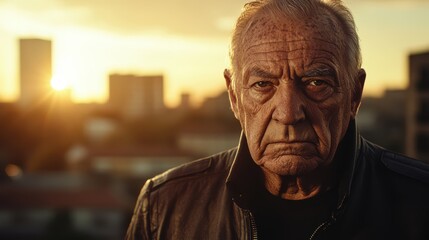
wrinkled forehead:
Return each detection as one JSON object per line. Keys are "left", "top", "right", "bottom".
{"left": 240, "top": 12, "right": 344, "bottom": 59}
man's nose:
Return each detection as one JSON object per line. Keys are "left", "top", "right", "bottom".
{"left": 272, "top": 84, "right": 306, "bottom": 125}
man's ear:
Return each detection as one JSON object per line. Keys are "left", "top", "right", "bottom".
{"left": 224, "top": 69, "right": 240, "bottom": 120}
{"left": 350, "top": 68, "right": 366, "bottom": 119}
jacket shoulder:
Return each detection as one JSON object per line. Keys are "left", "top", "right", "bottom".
{"left": 379, "top": 148, "right": 429, "bottom": 185}
{"left": 150, "top": 148, "right": 237, "bottom": 189}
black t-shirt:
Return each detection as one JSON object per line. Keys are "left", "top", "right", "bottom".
{"left": 253, "top": 186, "right": 338, "bottom": 240}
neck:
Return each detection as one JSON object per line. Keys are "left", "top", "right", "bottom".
{"left": 262, "top": 166, "right": 336, "bottom": 200}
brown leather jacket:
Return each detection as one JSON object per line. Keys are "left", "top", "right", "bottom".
{"left": 126, "top": 122, "right": 429, "bottom": 239}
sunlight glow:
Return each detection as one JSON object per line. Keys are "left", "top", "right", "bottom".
{"left": 0, "top": 1, "right": 428, "bottom": 105}
{"left": 50, "top": 74, "right": 70, "bottom": 91}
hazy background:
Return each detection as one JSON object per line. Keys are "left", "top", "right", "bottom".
{"left": 1, "top": 0, "right": 429, "bottom": 106}
{"left": 0, "top": 1, "right": 428, "bottom": 239}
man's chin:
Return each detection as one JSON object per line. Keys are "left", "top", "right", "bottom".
{"left": 261, "top": 155, "right": 320, "bottom": 176}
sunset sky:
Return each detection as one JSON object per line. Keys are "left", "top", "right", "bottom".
{"left": 0, "top": 0, "right": 428, "bottom": 107}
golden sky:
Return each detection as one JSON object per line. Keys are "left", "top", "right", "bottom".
{"left": 0, "top": 0, "right": 429, "bottom": 107}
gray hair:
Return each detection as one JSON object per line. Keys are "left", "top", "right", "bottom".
{"left": 229, "top": 0, "right": 361, "bottom": 92}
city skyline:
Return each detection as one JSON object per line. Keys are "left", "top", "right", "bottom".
{"left": 0, "top": 0, "right": 429, "bottom": 107}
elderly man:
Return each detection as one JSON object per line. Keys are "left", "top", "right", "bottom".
{"left": 126, "top": 0, "right": 429, "bottom": 239}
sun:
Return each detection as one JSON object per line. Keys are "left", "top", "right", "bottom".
{"left": 50, "top": 74, "right": 70, "bottom": 91}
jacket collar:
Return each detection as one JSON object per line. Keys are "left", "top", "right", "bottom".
{"left": 334, "top": 119, "right": 361, "bottom": 211}
{"left": 226, "top": 132, "right": 263, "bottom": 209}
{"left": 226, "top": 119, "right": 361, "bottom": 211}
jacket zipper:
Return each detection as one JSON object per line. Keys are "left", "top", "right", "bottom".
{"left": 309, "top": 213, "right": 337, "bottom": 240}
{"left": 310, "top": 193, "right": 347, "bottom": 239}
{"left": 246, "top": 210, "right": 258, "bottom": 240}
{"left": 309, "top": 219, "right": 330, "bottom": 240}
{"left": 242, "top": 195, "right": 345, "bottom": 240}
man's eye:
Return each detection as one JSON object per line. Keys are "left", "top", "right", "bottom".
{"left": 304, "top": 79, "right": 334, "bottom": 101}
{"left": 308, "top": 80, "right": 326, "bottom": 86}
{"left": 253, "top": 81, "right": 273, "bottom": 89}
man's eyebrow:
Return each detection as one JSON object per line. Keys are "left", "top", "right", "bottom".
{"left": 302, "top": 68, "right": 336, "bottom": 78}
{"left": 249, "top": 67, "right": 279, "bottom": 78}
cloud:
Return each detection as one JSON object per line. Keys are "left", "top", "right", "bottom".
{"left": 51, "top": 0, "right": 248, "bottom": 37}
{"left": 0, "top": 0, "right": 249, "bottom": 37}
{"left": 3, "top": 0, "right": 427, "bottom": 38}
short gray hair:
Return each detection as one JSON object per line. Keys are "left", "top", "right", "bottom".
{"left": 229, "top": 0, "right": 361, "bottom": 92}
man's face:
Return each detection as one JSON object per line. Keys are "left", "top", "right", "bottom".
{"left": 227, "top": 13, "right": 364, "bottom": 176}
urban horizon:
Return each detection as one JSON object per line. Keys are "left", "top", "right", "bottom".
{"left": 1, "top": 0, "right": 429, "bottom": 107}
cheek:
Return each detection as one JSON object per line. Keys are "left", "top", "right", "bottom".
{"left": 238, "top": 92, "right": 273, "bottom": 159}
{"left": 305, "top": 104, "right": 332, "bottom": 154}
{"left": 310, "top": 96, "right": 350, "bottom": 159}
{"left": 239, "top": 91, "right": 268, "bottom": 128}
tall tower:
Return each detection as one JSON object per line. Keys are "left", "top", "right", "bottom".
{"left": 108, "top": 74, "right": 164, "bottom": 119}
{"left": 19, "top": 38, "right": 52, "bottom": 108}
{"left": 406, "top": 51, "right": 429, "bottom": 161}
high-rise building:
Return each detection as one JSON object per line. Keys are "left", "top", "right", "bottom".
{"left": 108, "top": 74, "right": 164, "bottom": 118}
{"left": 179, "top": 93, "right": 191, "bottom": 111}
{"left": 19, "top": 38, "right": 52, "bottom": 108}
{"left": 358, "top": 89, "right": 406, "bottom": 154}
{"left": 406, "top": 51, "right": 429, "bottom": 161}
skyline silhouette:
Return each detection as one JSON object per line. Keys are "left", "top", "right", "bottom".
{"left": 1, "top": 0, "right": 429, "bottom": 107}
